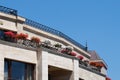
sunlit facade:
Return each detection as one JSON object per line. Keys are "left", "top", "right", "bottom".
{"left": 0, "top": 6, "right": 111, "bottom": 80}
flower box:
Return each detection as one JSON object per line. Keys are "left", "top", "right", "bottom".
{"left": 4, "top": 31, "right": 15, "bottom": 38}
{"left": 90, "top": 62, "right": 104, "bottom": 67}
{"left": 4, "top": 31, "right": 16, "bottom": 42}
{"left": 31, "top": 37, "right": 40, "bottom": 43}
{"left": 106, "top": 77, "right": 111, "bottom": 80}
{"left": 61, "top": 49, "right": 68, "bottom": 53}
{"left": 70, "top": 52, "right": 77, "bottom": 56}
{"left": 16, "top": 33, "right": 28, "bottom": 40}
{"left": 77, "top": 55, "right": 84, "bottom": 60}
{"left": 54, "top": 43, "right": 62, "bottom": 48}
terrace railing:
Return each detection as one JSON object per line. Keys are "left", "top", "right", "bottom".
{"left": 0, "top": 5, "right": 87, "bottom": 51}
{"left": 0, "top": 6, "right": 17, "bottom": 16}
{"left": 25, "top": 19, "right": 87, "bottom": 51}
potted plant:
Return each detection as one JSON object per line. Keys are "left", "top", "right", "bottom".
{"left": 90, "top": 62, "right": 104, "bottom": 72}
{"left": 106, "top": 77, "right": 111, "bottom": 80}
{"left": 30, "top": 36, "right": 40, "bottom": 48}
{"left": 41, "top": 40, "right": 52, "bottom": 49}
{"left": 31, "top": 36, "right": 40, "bottom": 43}
{"left": 16, "top": 33, "right": 28, "bottom": 40}
{"left": 90, "top": 62, "right": 104, "bottom": 67}
{"left": 4, "top": 31, "right": 16, "bottom": 42}
{"left": 61, "top": 48, "right": 72, "bottom": 55}
{"left": 77, "top": 55, "right": 84, "bottom": 60}
{"left": 61, "top": 49, "right": 68, "bottom": 53}
{"left": 16, "top": 33, "right": 28, "bottom": 44}
{"left": 70, "top": 52, "right": 77, "bottom": 56}
{"left": 54, "top": 43, "right": 62, "bottom": 48}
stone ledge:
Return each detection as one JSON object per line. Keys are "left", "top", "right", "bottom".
{"left": 0, "top": 39, "right": 36, "bottom": 51}
{"left": 41, "top": 47, "right": 78, "bottom": 60}
{"left": 79, "top": 64, "right": 106, "bottom": 77}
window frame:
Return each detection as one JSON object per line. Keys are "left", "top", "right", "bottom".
{"left": 4, "top": 59, "right": 36, "bottom": 80}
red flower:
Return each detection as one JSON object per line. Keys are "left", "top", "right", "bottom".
{"left": 90, "top": 62, "right": 96, "bottom": 66}
{"left": 31, "top": 37, "right": 40, "bottom": 43}
{"left": 77, "top": 55, "right": 84, "bottom": 60}
{"left": 70, "top": 52, "right": 77, "bottom": 56}
{"left": 90, "top": 62, "right": 104, "bottom": 67}
{"left": 16, "top": 33, "right": 28, "bottom": 39}
{"left": 106, "top": 77, "right": 111, "bottom": 80}
{"left": 4, "top": 31, "right": 16, "bottom": 38}
{"left": 61, "top": 49, "right": 67, "bottom": 53}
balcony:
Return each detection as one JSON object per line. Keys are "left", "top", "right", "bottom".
{"left": 25, "top": 19, "right": 87, "bottom": 51}
{"left": 0, "top": 30, "right": 105, "bottom": 77}
{"left": 0, "top": 5, "right": 87, "bottom": 52}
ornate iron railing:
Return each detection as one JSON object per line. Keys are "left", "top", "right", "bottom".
{"left": 0, "top": 5, "right": 87, "bottom": 51}
{"left": 0, "top": 6, "right": 17, "bottom": 16}
{"left": 25, "top": 19, "right": 87, "bottom": 51}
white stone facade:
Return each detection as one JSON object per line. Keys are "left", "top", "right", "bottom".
{"left": 0, "top": 10, "right": 107, "bottom": 80}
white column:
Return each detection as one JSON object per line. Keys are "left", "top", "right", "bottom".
{"left": 37, "top": 50, "right": 48, "bottom": 80}
{"left": 0, "top": 53, "right": 4, "bottom": 80}
{"left": 17, "top": 23, "right": 23, "bottom": 33}
{"left": 73, "top": 59, "right": 79, "bottom": 80}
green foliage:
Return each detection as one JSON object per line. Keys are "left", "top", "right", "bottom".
{"left": 54, "top": 43, "right": 62, "bottom": 48}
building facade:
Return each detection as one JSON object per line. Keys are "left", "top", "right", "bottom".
{"left": 0, "top": 6, "right": 110, "bottom": 80}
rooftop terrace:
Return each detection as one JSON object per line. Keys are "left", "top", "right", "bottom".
{"left": 0, "top": 5, "right": 87, "bottom": 51}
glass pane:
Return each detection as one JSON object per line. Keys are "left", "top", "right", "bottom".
{"left": 12, "top": 61, "right": 25, "bottom": 80}
{"left": 4, "top": 61, "right": 8, "bottom": 80}
{"left": 4, "top": 60, "right": 34, "bottom": 80}
{"left": 26, "top": 64, "right": 34, "bottom": 80}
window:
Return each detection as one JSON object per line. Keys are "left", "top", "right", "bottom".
{"left": 4, "top": 60, "right": 35, "bottom": 80}
{"left": 0, "top": 30, "right": 5, "bottom": 40}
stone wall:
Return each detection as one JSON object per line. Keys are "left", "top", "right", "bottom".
{"left": 79, "top": 67, "right": 105, "bottom": 80}
{"left": 48, "top": 52, "right": 73, "bottom": 71}
{"left": 0, "top": 18, "right": 17, "bottom": 31}
{"left": 0, "top": 43, "right": 37, "bottom": 80}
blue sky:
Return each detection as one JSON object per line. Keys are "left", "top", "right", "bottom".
{"left": 1, "top": 0, "right": 119, "bottom": 80}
